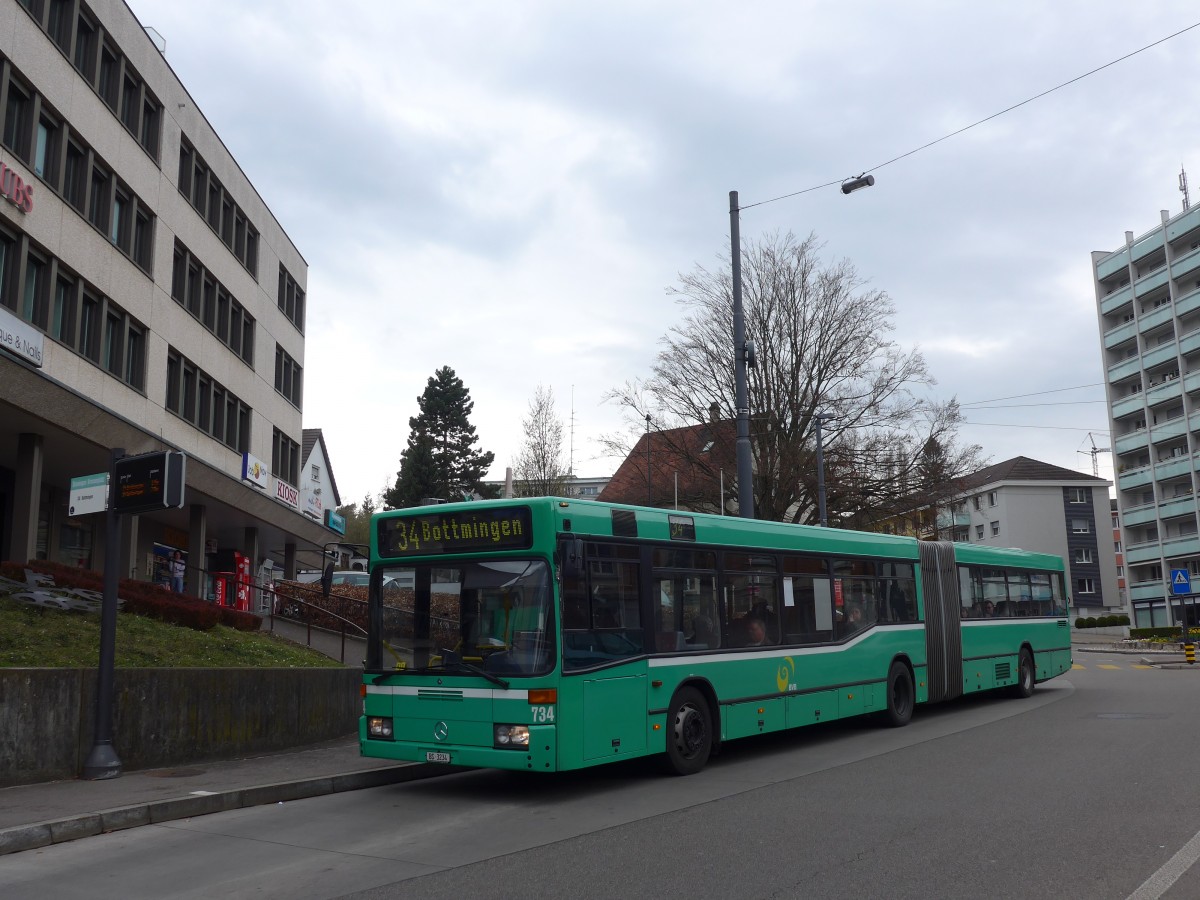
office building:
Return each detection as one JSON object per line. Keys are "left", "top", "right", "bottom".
{"left": 0, "top": 0, "right": 335, "bottom": 592}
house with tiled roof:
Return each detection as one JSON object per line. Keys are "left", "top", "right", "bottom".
{"left": 598, "top": 416, "right": 737, "bottom": 513}
{"left": 300, "top": 428, "right": 343, "bottom": 529}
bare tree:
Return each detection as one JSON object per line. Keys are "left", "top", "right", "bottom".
{"left": 513, "top": 385, "right": 570, "bottom": 497}
{"left": 606, "top": 230, "right": 983, "bottom": 524}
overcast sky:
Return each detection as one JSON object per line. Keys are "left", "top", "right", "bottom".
{"left": 126, "top": 0, "right": 1200, "bottom": 507}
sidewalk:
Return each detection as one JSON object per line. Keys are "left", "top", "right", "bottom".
{"left": 0, "top": 736, "right": 443, "bottom": 857}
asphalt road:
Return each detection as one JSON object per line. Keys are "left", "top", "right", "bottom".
{"left": 3, "top": 656, "right": 1200, "bottom": 900}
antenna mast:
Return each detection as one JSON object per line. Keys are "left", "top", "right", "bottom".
{"left": 568, "top": 385, "right": 575, "bottom": 475}
{"left": 1181, "top": 166, "right": 1191, "bottom": 212}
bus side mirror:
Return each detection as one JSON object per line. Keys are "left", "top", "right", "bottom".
{"left": 560, "top": 538, "right": 584, "bottom": 581}
{"left": 321, "top": 562, "right": 334, "bottom": 598}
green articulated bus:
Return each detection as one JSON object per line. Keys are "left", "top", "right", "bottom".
{"left": 360, "top": 497, "right": 1072, "bottom": 775}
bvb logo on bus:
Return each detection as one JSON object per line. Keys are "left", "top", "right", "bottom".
{"left": 776, "top": 656, "right": 796, "bottom": 693}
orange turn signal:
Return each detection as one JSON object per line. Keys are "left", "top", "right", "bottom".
{"left": 360, "top": 684, "right": 367, "bottom": 697}
{"left": 528, "top": 689, "right": 557, "bottom": 704}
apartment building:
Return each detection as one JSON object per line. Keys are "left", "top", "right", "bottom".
{"left": 1093, "top": 203, "right": 1200, "bottom": 628}
{"left": 0, "top": 0, "right": 334, "bottom": 590}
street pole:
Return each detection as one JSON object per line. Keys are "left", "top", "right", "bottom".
{"left": 83, "top": 446, "right": 124, "bottom": 780}
{"left": 645, "top": 413, "right": 652, "bottom": 505}
{"left": 729, "top": 190, "right": 754, "bottom": 519}
{"left": 815, "top": 414, "right": 828, "bottom": 527}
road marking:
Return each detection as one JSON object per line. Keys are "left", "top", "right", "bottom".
{"left": 1127, "top": 826, "right": 1200, "bottom": 899}
{"left": 1072, "top": 664, "right": 1086, "bottom": 670}
{"left": 1097, "top": 664, "right": 1121, "bottom": 670}
{"left": 1132, "top": 664, "right": 1154, "bottom": 669}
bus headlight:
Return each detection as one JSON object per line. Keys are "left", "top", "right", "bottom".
{"left": 494, "top": 724, "right": 530, "bottom": 748}
{"left": 368, "top": 716, "right": 394, "bottom": 739}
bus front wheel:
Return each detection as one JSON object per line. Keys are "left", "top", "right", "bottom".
{"left": 884, "top": 661, "right": 914, "bottom": 727}
{"left": 665, "top": 687, "right": 712, "bottom": 776}
{"left": 1011, "top": 649, "right": 1036, "bottom": 699}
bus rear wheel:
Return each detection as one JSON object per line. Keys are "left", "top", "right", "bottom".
{"left": 665, "top": 687, "right": 712, "bottom": 776}
{"left": 884, "top": 661, "right": 914, "bottom": 727}
{"left": 1011, "top": 649, "right": 1036, "bottom": 699}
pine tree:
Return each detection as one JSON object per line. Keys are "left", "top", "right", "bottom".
{"left": 384, "top": 367, "right": 495, "bottom": 508}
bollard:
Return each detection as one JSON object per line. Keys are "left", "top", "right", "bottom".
{"left": 1187, "top": 643, "right": 1195, "bottom": 665}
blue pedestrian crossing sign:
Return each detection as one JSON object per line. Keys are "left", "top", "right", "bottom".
{"left": 1172, "top": 569, "right": 1191, "bottom": 595}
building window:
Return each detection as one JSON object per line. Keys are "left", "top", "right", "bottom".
{"left": 178, "top": 138, "right": 259, "bottom": 276}
{"left": 2, "top": 76, "right": 33, "bottom": 162}
{"left": 278, "top": 264, "right": 305, "bottom": 332}
{"left": 1114, "top": 540, "right": 1122, "bottom": 553}
{"left": 171, "top": 240, "right": 254, "bottom": 364}
{"left": 1074, "top": 548, "right": 1094, "bottom": 564}
{"left": 1076, "top": 578, "right": 1096, "bottom": 594}
{"left": 1071, "top": 519, "right": 1091, "bottom": 534}
{"left": 990, "top": 520, "right": 1000, "bottom": 536}
{"left": 274, "top": 345, "right": 303, "bottom": 409}
{"left": 272, "top": 427, "right": 300, "bottom": 486}
{"left": 973, "top": 496, "right": 982, "bottom": 511}
{"left": 987, "top": 491, "right": 997, "bottom": 507}
{"left": 21, "top": 253, "right": 46, "bottom": 327}
{"left": 1068, "top": 487, "right": 1087, "bottom": 504}
{"left": 166, "top": 347, "right": 250, "bottom": 451}
{"left": 975, "top": 524, "right": 984, "bottom": 539}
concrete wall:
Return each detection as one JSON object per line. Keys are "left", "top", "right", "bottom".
{"left": 0, "top": 668, "right": 360, "bottom": 787}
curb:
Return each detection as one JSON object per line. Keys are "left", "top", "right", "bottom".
{"left": 0, "top": 763, "right": 444, "bottom": 857}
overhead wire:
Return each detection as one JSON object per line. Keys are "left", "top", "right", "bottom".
{"left": 738, "top": 21, "right": 1200, "bottom": 212}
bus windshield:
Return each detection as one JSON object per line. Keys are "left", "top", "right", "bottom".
{"left": 376, "top": 558, "right": 555, "bottom": 677}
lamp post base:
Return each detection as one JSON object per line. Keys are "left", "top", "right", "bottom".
{"left": 82, "top": 743, "right": 123, "bottom": 780}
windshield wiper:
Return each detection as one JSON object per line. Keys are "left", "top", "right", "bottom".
{"left": 414, "top": 652, "right": 509, "bottom": 689}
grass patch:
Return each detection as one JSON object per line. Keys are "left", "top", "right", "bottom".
{"left": 0, "top": 596, "right": 341, "bottom": 668}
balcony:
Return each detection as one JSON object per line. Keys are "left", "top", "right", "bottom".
{"left": 1114, "top": 432, "right": 1148, "bottom": 456}
{"left": 1185, "top": 371, "right": 1200, "bottom": 395}
{"left": 1096, "top": 248, "right": 1130, "bottom": 282}
{"left": 1162, "top": 535, "right": 1200, "bottom": 558}
{"left": 1100, "top": 282, "right": 1134, "bottom": 316}
{"left": 1139, "top": 304, "right": 1174, "bottom": 334}
{"left": 1158, "top": 495, "right": 1198, "bottom": 520}
{"left": 1118, "top": 465, "right": 1153, "bottom": 490}
{"left": 1107, "top": 357, "right": 1143, "bottom": 383}
{"left": 1135, "top": 267, "right": 1170, "bottom": 298}
{"left": 1121, "top": 502, "right": 1157, "bottom": 527}
{"left": 1172, "top": 245, "right": 1200, "bottom": 283}
{"left": 1142, "top": 344, "right": 1179, "bottom": 370}
{"left": 1166, "top": 206, "right": 1200, "bottom": 244}
{"left": 1112, "top": 394, "right": 1144, "bottom": 419}
{"left": 1132, "top": 230, "right": 1166, "bottom": 263}
{"left": 1180, "top": 330, "right": 1200, "bottom": 356}
{"left": 1126, "top": 541, "right": 1166, "bottom": 564}
{"left": 1154, "top": 456, "right": 1192, "bottom": 480}
{"left": 1150, "top": 418, "right": 1188, "bottom": 444}
{"left": 1145, "top": 378, "right": 1182, "bottom": 407}
{"left": 1177, "top": 287, "right": 1200, "bottom": 318}
{"left": 1103, "top": 320, "right": 1137, "bottom": 350}
{"left": 1130, "top": 580, "right": 1166, "bottom": 602}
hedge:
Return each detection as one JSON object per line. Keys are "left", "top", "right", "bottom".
{"left": 1, "top": 559, "right": 261, "bottom": 632}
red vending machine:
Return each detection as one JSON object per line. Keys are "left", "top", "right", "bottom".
{"left": 235, "top": 552, "right": 252, "bottom": 611}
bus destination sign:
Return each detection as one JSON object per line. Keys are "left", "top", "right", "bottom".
{"left": 668, "top": 514, "right": 696, "bottom": 541}
{"left": 380, "top": 507, "right": 533, "bottom": 557}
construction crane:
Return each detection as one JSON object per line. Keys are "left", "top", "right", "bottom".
{"left": 1078, "top": 433, "right": 1111, "bottom": 477}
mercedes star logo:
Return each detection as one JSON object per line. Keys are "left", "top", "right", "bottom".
{"left": 434, "top": 721, "right": 449, "bottom": 741}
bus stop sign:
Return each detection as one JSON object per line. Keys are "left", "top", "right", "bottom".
{"left": 1172, "top": 569, "right": 1191, "bottom": 595}
{"left": 113, "top": 451, "right": 186, "bottom": 514}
